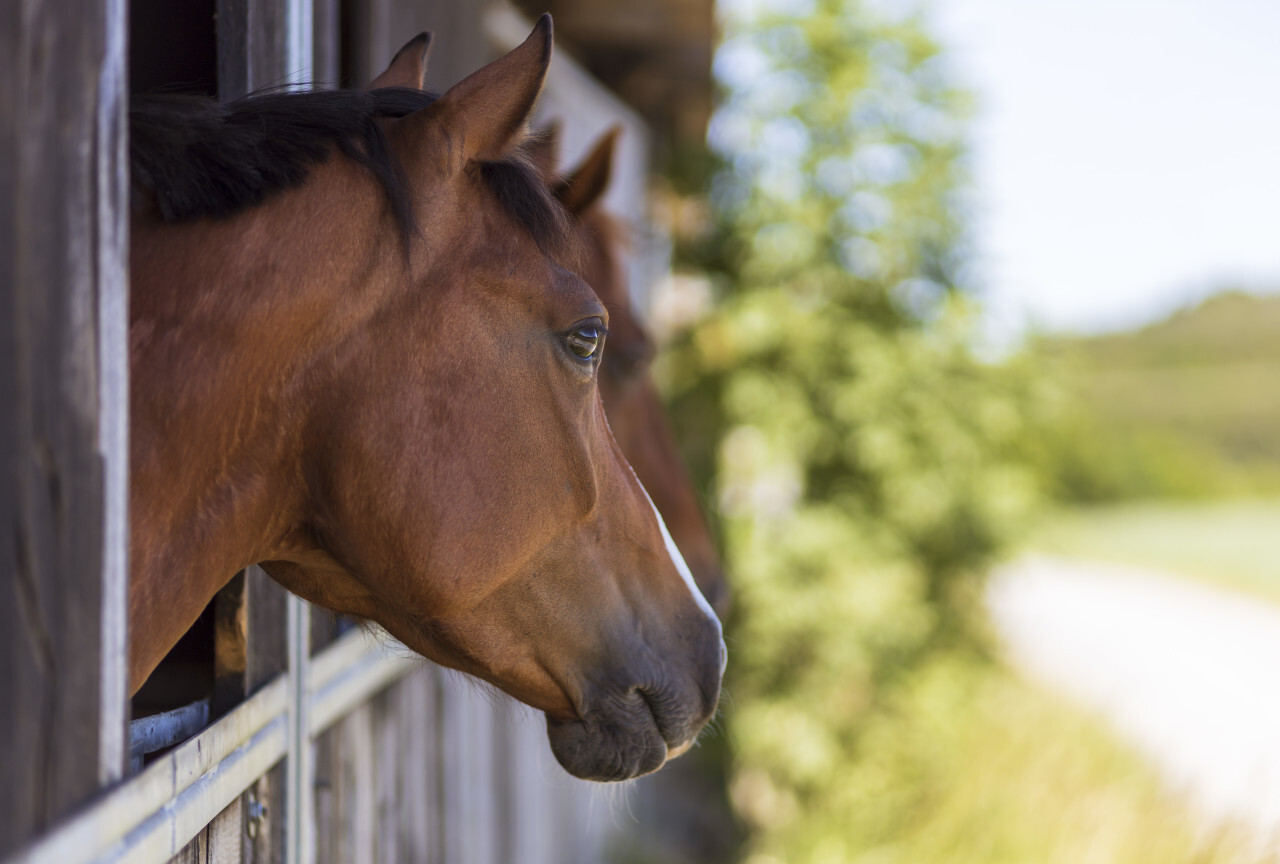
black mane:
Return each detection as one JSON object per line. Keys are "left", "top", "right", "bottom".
{"left": 129, "top": 87, "right": 576, "bottom": 260}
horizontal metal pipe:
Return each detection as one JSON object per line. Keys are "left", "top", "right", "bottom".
{"left": 4, "top": 677, "right": 287, "bottom": 864}
{"left": 2, "top": 626, "right": 418, "bottom": 864}
{"left": 308, "top": 630, "right": 419, "bottom": 736}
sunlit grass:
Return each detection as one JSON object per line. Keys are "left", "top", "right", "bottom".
{"left": 804, "top": 661, "right": 1274, "bottom": 864}
{"left": 1026, "top": 499, "right": 1280, "bottom": 604}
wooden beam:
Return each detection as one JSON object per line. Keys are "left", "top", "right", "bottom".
{"left": 345, "top": 0, "right": 489, "bottom": 93}
{"left": 0, "top": 0, "right": 129, "bottom": 854}
{"left": 209, "top": 6, "right": 293, "bottom": 860}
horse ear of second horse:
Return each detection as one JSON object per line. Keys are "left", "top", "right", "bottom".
{"left": 399, "top": 13, "right": 553, "bottom": 168}
{"left": 557, "top": 125, "right": 621, "bottom": 216}
{"left": 368, "top": 31, "right": 432, "bottom": 90}
{"left": 527, "top": 120, "right": 562, "bottom": 181}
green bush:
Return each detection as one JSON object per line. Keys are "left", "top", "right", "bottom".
{"left": 659, "top": 0, "right": 1054, "bottom": 859}
{"left": 654, "top": 3, "right": 1278, "bottom": 859}
{"left": 1032, "top": 411, "right": 1236, "bottom": 502}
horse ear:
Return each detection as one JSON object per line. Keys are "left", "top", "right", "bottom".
{"left": 556, "top": 125, "right": 620, "bottom": 215}
{"left": 420, "top": 13, "right": 553, "bottom": 166}
{"left": 368, "top": 32, "right": 432, "bottom": 90}
{"left": 527, "top": 120, "right": 562, "bottom": 181}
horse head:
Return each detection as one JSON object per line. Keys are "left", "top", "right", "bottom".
{"left": 129, "top": 17, "right": 723, "bottom": 781}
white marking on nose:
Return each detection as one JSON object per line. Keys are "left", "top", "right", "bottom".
{"left": 634, "top": 477, "right": 722, "bottom": 634}
{"left": 602, "top": 401, "right": 725, "bottom": 668}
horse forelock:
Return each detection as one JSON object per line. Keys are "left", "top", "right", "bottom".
{"left": 130, "top": 87, "right": 582, "bottom": 269}
{"left": 480, "top": 144, "right": 585, "bottom": 272}
{"left": 129, "top": 88, "right": 436, "bottom": 247}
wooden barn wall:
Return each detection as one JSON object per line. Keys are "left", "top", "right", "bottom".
{"left": 1, "top": 1, "right": 671, "bottom": 861}
{"left": 310, "top": 662, "right": 614, "bottom": 864}
{"left": 0, "top": 0, "right": 129, "bottom": 856}
{"left": 344, "top": 0, "right": 488, "bottom": 92}
{"left": 166, "top": 2, "right": 639, "bottom": 863}
{"left": 165, "top": 1, "right": 308, "bottom": 861}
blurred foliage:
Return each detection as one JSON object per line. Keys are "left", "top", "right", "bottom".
{"left": 761, "top": 657, "right": 1272, "bottom": 864}
{"left": 639, "top": 1, "right": 1280, "bottom": 860}
{"left": 1032, "top": 290, "right": 1280, "bottom": 502}
{"left": 654, "top": 0, "right": 1064, "bottom": 860}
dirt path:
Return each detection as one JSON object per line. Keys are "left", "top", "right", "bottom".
{"left": 988, "top": 555, "right": 1280, "bottom": 849}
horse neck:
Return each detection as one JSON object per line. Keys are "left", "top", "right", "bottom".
{"left": 127, "top": 172, "right": 390, "bottom": 688}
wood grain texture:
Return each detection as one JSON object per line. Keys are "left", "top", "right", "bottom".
{"left": 313, "top": 665, "right": 446, "bottom": 864}
{"left": 344, "top": 0, "right": 489, "bottom": 92}
{"left": 0, "top": 0, "right": 127, "bottom": 853}
{"left": 169, "top": 796, "right": 243, "bottom": 864}
{"left": 177, "top": 2, "right": 295, "bottom": 858}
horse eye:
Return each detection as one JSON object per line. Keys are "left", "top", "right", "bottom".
{"left": 566, "top": 325, "right": 602, "bottom": 359}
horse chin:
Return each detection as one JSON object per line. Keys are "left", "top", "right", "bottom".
{"left": 544, "top": 691, "right": 676, "bottom": 782}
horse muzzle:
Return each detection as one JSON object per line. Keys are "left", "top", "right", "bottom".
{"left": 544, "top": 626, "right": 724, "bottom": 781}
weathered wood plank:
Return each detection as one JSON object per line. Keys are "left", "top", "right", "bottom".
{"left": 345, "top": 0, "right": 488, "bottom": 91}
{"left": 311, "top": 0, "right": 340, "bottom": 87}
{"left": 0, "top": 0, "right": 128, "bottom": 854}
{"left": 339, "top": 698, "right": 375, "bottom": 862}
{"left": 208, "top": 4, "right": 293, "bottom": 861}
{"left": 391, "top": 669, "right": 438, "bottom": 863}
{"left": 440, "top": 673, "right": 502, "bottom": 864}
{"left": 168, "top": 796, "right": 242, "bottom": 864}
{"left": 216, "top": 0, "right": 289, "bottom": 98}
{"left": 4, "top": 676, "right": 286, "bottom": 864}
{"left": 96, "top": 0, "right": 131, "bottom": 793}
{"left": 240, "top": 774, "right": 277, "bottom": 864}
{"left": 310, "top": 728, "right": 338, "bottom": 864}
{"left": 311, "top": 666, "right": 444, "bottom": 864}
{"left": 213, "top": 573, "right": 249, "bottom": 717}
{"left": 372, "top": 689, "right": 399, "bottom": 864}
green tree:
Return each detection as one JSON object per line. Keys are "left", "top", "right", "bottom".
{"left": 662, "top": 0, "right": 1049, "bottom": 859}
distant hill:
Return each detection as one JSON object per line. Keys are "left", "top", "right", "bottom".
{"left": 1069, "top": 290, "right": 1280, "bottom": 369}
{"left": 1038, "top": 289, "right": 1280, "bottom": 500}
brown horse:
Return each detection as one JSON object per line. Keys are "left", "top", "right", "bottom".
{"left": 536, "top": 128, "right": 729, "bottom": 615}
{"left": 127, "top": 17, "right": 722, "bottom": 781}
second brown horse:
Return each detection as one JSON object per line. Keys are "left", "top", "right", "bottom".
{"left": 539, "top": 127, "right": 729, "bottom": 615}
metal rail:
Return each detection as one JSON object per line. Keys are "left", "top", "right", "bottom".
{"left": 2, "top": 629, "right": 417, "bottom": 864}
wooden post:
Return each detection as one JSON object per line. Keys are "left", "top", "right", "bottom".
{"left": 0, "top": 0, "right": 130, "bottom": 855}
{"left": 345, "top": 0, "right": 491, "bottom": 91}
{"left": 209, "top": 4, "right": 294, "bottom": 861}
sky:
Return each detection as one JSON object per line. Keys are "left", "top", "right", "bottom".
{"left": 925, "top": 0, "right": 1280, "bottom": 338}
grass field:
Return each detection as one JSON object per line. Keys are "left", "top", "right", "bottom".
{"left": 1026, "top": 498, "right": 1280, "bottom": 604}
{"left": 808, "top": 660, "right": 1275, "bottom": 864}
{"left": 1039, "top": 290, "right": 1280, "bottom": 499}
{"left": 854, "top": 296, "right": 1280, "bottom": 863}
{"left": 933, "top": 498, "right": 1280, "bottom": 864}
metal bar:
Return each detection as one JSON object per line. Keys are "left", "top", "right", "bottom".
{"left": 96, "top": 0, "right": 130, "bottom": 792}
{"left": 308, "top": 630, "right": 419, "bottom": 738}
{"left": 2, "top": 625, "right": 417, "bottom": 864}
{"left": 128, "top": 699, "right": 212, "bottom": 772}
{"left": 109, "top": 714, "right": 289, "bottom": 863}
{"left": 3, "top": 678, "right": 287, "bottom": 864}
{"left": 283, "top": 2, "right": 313, "bottom": 851}
{"left": 309, "top": 626, "right": 387, "bottom": 691}
{"left": 286, "top": 595, "right": 312, "bottom": 864}
{"left": 285, "top": 0, "right": 314, "bottom": 85}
